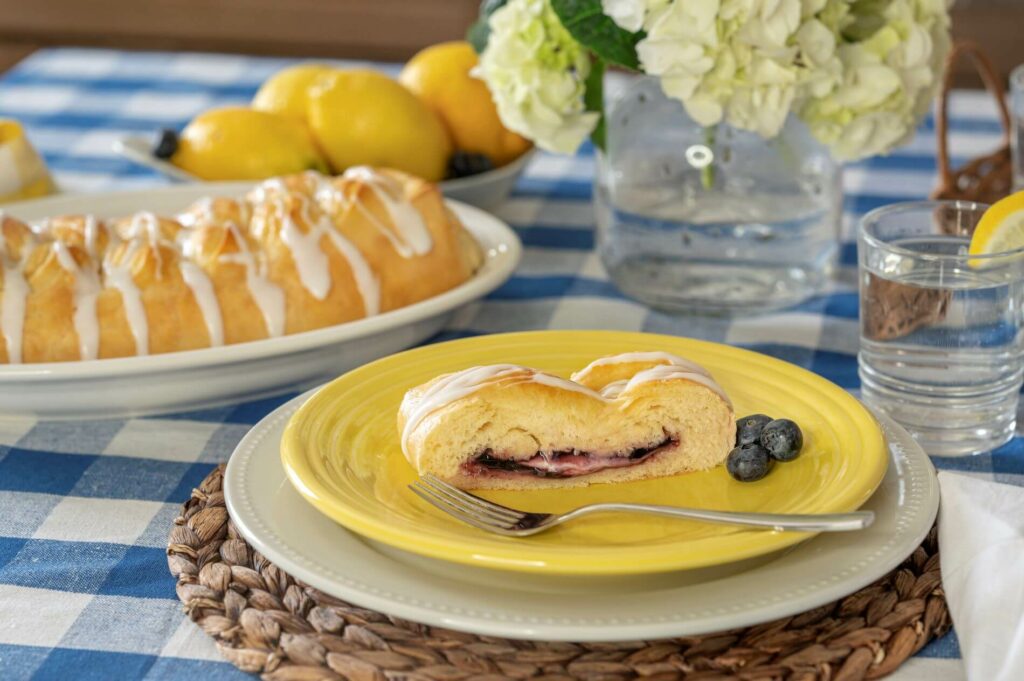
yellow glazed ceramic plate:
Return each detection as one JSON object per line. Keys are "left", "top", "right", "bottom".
{"left": 281, "top": 331, "right": 888, "bottom": 575}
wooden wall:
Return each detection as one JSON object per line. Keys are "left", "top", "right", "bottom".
{"left": 0, "top": 0, "right": 479, "bottom": 65}
{"left": 0, "top": 0, "right": 1020, "bottom": 86}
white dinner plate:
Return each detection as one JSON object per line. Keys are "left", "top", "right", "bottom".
{"left": 0, "top": 185, "right": 520, "bottom": 418}
{"left": 224, "top": 392, "right": 939, "bottom": 642}
{"left": 114, "top": 136, "right": 535, "bottom": 210}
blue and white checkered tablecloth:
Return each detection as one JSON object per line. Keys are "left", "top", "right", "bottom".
{"left": 0, "top": 47, "right": 1020, "bottom": 681}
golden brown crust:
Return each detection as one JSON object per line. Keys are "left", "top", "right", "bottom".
{"left": 0, "top": 215, "right": 33, "bottom": 260}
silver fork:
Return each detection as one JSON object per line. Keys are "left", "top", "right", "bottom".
{"left": 409, "top": 474, "right": 874, "bottom": 536}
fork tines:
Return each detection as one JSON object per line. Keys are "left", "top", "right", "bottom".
{"left": 409, "top": 474, "right": 525, "bottom": 534}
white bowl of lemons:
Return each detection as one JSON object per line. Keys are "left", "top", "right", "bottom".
{"left": 115, "top": 43, "right": 535, "bottom": 210}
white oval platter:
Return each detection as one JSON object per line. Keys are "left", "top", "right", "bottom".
{"left": 224, "top": 392, "right": 939, "bottom": 642}
{"left": 0, "top": 184, "right": 520, "bottom": 418}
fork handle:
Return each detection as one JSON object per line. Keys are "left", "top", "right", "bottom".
{"left": 561, "top": 503, "right": 874, "bottom": 532}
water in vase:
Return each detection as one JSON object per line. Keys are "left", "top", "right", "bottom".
{"left": 595, "top": 78, "right": 841, "bottom": 313}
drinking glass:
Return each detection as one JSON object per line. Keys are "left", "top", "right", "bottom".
{"left": 1013, "top": 64, "right": 1024, "bottom": 191}
{"left": 858, "top": 201, "right": 1024, "bottom": 456}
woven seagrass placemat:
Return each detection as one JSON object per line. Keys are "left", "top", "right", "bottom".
{"left": 168, "top": 466, "right": 950, "bottom": 681}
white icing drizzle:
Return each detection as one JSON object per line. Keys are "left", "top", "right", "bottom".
{"left": 217, "top": 224, "right": 286, "bottom": 338}
{"left": 342, "top": 166, "right": 433, "bottom": 258}
{"left": 53, "top": 242, "right": 102, "bottom": 361}
{"left": 571, "top": 351, "right": 712, "bottom": 382}
{"left": 178, "top": 261, "right": 224, "bottom": 347}
{"left": 83, "top": 215, "right": 100, "bottom": 257}
{"left": 603, "top": 364, "right": 732, "bottom": 406}
{"left": 269, "top": 195, "right": 380, "bottom": 315}
{"left": 177, "top": 197, "right": 215, "bottom": 228}
{"left": 248, "top": 178, "right": 290, "bottom": 205}
{"left": 277, "top": 204, "right": 332, "bottom": 300}
{"left": 104, "top": 243, "right": 149, "bottom": 356}
{"left": 308, "top": 171, "right": 340, "bottom": 201}
{"left": 574, "top": 352, "right": 729, "bottom": 406}
{"left": 528, "top": 371, "right": 604, "bottom": 399}
{"left": 126, "top": 211, "right": 161, "bottom": 241}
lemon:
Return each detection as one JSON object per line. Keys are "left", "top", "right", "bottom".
{"left": 171, "top": 107, "right": 329, "bottom": 181}
{"left": 0, "top": 120, "right": 55, "bottom": 203}
{"left": 252, "top": 63, "right": 337, "bottom": 121}
{"left": 308, "top": 70, "right": 452, "bottom": 182}
{"left": 399, "top": 41, "right": 531, "bottom": 167}
{"left": 968, "top": 191, "right": 1024, "bottom": 259}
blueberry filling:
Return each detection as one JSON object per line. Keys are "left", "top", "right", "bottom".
{"left": 468, "top": 436, "right": 678, "bottom": 478}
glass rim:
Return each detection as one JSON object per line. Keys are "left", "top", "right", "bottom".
{"left": 859, "top": 200, "right": 1024, "bottom": 263}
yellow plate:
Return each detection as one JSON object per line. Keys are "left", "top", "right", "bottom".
{"left": 281, "top": 331, "right": 888, "bottom": 575}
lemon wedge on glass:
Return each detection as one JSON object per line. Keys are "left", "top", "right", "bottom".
{"left": 968, "top": 191, "right": 1024, "bottom": 259}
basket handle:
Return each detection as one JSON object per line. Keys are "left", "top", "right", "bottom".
{"left": 935, "top": 41, "right": 1012, "bottom": 189}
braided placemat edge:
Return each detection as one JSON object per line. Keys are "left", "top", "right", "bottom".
{"left": 167, "top": 465, "right": 950, "bottom": 681}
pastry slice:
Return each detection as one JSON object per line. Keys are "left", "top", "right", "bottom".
{"left": 397, "top": 352, "right": 735, "bottom": 490}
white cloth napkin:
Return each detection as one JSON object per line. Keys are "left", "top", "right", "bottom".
{"left": 938, "top": 471, "right": 1024, "bottom": 680}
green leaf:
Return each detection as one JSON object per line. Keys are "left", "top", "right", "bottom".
{"left": 467, "top": 19, "right": 491, "bottom": 53}
{"left": 584, "top": 56, "right": 607, "bottom": 152}
{"left": 550, "top": 0, "right": 642, "bottom": 70}
{"left": 466, "top": 0, "right": 509, "bottom": 54}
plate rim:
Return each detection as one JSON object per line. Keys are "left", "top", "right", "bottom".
{"left": 280, "top": 330, "right": 890, "bottom": 575}
{"left": 0, "top": 184, "right": 521, "bottom": 380}
{"left": 225, "top": 391, "right": 938, "bottom": 641}
{"left": 114, "top": 133, "right": 537, "bottom": 190}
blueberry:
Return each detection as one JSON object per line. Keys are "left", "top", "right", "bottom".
{"left": 760, "top": 419, "right": 803, "bottom": 462}
{"left": 153, "top": 128, "right": 179, "bottom": 159}
{"left": 447, "top": 151, "right": 495, "bottom": 179}
{"left": 726, "top": 443, "right": 772, "bottom": 482}
{"left": 736, "top": 413, "right": 773, "bottom": 446}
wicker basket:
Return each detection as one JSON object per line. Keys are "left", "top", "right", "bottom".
{"left": 932, "top": 41, "right": 1013, "bottom": 204}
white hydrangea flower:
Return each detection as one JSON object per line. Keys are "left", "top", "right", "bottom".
{"left": 795, "top": 19, "right": 841, "bottom": 98}
{"left": 601, "top": 0, "right": 668, "bottom": 32}
{"left": 636, "top": 0, "right": 718, "bottom": 109}
{"left": 798, "top": 0, "right": 951, "bottom": 160}
{"left": 725, "top": 57, "right": 799, "bottom": 138}
{"left": 637, "top": 0, "right": 811, "bottom": 139}
{"left": 735, "top": 0, "right": 802, "bottom": 52}
{"left": 474, "top": 0, "right": 950, "bottom": 161}
{"left": 475, "top": 0, "right": 600, "bottom": 154}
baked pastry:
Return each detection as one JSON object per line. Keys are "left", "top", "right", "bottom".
{"left": 398, "top": 352, "right": 736, "bottom": 490}
{"left": 0, "top": 167, "right": 481, "bottom": 363}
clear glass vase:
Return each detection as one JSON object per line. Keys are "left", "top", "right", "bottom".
{"left": 595, "top": 77, "right": 842, "bottom": 314}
